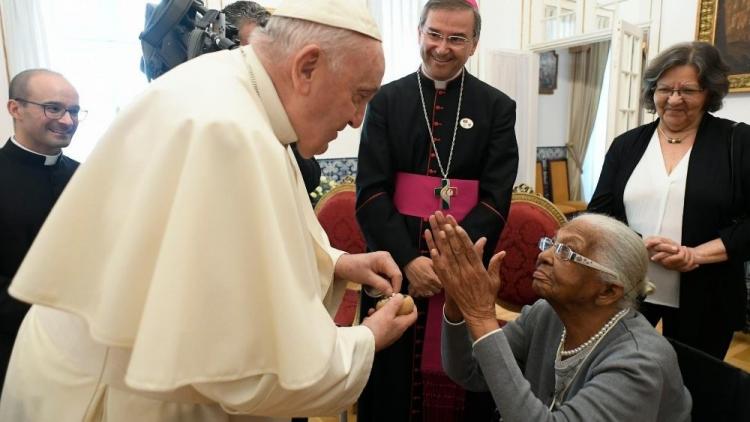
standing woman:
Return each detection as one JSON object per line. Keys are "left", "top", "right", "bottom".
{"left": 588, "top": 41, "right": 750, "bottom": 359}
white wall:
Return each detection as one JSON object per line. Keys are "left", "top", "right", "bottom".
{"left": 721, "top": 93, "right": 750, "bottom": 123}
{"left": 322, "top": 127, "right": 361, "bottom": 159}
{"left": 536, "top": 48, "right": 572, "bottom": 147}
{"left": 478, "top": 0, "right": 523, "bottom": 51}
{"left": 617, "top": 0, "right": 653, "bottom": 25}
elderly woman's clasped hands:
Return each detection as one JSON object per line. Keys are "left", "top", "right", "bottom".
{"left": 424, "top": 211, "right": 505, "bottom": 338}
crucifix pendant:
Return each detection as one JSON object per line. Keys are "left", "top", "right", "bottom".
{"left": 434, "top": 178, "right": 458, "bottom": 209}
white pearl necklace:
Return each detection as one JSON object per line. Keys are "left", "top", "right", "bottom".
{"left": 559, "top": 308, "right": 629, "bottom": 357}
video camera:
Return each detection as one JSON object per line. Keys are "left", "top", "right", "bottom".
{"left": 139, "top": 0, "right": 239, "bottom": 81}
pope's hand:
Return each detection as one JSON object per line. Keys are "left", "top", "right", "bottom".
{"left": 404, "top": 256, "right": 442, "bottom": 298}
{"left": 362, "top": 294, "right": 418, "bottom": 351}
{"left": 335, "top": 252, "right": 402, "bottom": 297}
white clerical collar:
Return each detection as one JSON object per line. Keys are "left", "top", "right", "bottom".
{"left": 11, "top": 136, "right": 61, "bottom": 165}
{"left": 421, "top": 65, "right": 464, "bottom": 89}
{"left": 241, "top": 46, "right": 298, "bottom": 145}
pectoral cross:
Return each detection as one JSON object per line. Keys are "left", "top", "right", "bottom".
{"left": 434, "top": 178, "right": 458, "bottom": 209}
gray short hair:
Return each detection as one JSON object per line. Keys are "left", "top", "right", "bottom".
{"left": 222, "top": 1, "right": 270, "bottom": 28}
{"left": 419, "top": 0, "right": 481, "bottom": 39}
{"left": 570, "top": 213, "right": 650, "bottom": 309}
{"left": 253, "top": 16, "right": 369, "bottom": 73}
{"left": 642, "top": 41, "right": 730, "bottom": 113}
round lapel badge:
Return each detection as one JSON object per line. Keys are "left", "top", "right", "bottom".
{"left": 460, "top": 117, "right": 474, "bottom": 129}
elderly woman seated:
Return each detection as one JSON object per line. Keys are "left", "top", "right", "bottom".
{"left": 425, "top": 212, "right": 691, "bottom": 421}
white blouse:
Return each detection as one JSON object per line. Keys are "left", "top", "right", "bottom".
{"left": 623, "top": 131, "right": 692, "bottom": 308}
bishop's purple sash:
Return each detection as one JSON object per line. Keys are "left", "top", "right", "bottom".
{"left": 393, "top": 171, "right": 483, "bottom": 420}
{"left": 393, "top": 172, "right": 479, "bottom": 222}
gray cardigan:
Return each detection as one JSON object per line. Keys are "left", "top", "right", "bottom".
{"left": 442, "top": 300, "right": 692, "bottom": 421}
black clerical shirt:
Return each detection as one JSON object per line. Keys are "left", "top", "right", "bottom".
{"left": 0, "top": 139, "right": 78, "bottom": 332}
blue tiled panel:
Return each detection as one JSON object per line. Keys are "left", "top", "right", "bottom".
{"left": 318, "top": 157, "right": 358, "bottom": 182}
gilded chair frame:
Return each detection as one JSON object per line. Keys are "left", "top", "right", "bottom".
{"left": 510, "top": 183, "right": 567, "bottom": 226}
{"left": 313, "top": 182, "right": 357, "bottom": 216}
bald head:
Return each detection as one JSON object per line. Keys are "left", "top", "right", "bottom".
{"left": 9, "top": 69, "right": 68, "bottom": 100}
{"left": 7, "top": 69, "right": 80, "bottom": 155}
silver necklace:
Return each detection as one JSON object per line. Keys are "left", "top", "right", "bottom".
{"left": 416, "top": 69, "right": 465, "bottom": 209}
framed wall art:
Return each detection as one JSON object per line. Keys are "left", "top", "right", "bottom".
{"left": 539, "top": 51, "right": 559, "bottom": 94}
{"left": 696, "top": 0, "right": 750, "bottom": 92}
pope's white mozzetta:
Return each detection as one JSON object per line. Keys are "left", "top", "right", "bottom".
{"left": 0, "top": 0, "right": 394, "bottom": 421}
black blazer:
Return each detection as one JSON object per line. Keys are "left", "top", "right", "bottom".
{"left": 589, "top": 113, "right": 750, "bottom": 334}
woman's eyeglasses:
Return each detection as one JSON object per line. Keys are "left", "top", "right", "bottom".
{"left": 538, "top": 237, "right": 619, "bottom": 281}
{"left": 653, "top": 86, "right": 704, "bottom": 99}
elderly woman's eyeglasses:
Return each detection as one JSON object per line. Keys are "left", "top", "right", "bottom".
{"left": 654, "top": 86, "right": 704, "bottom": 99}
{"left": 538, "top": 237, "right": 619, "bottom": 279}
{"left": 421, "top": 29, "right": 472, "bottom": 46}
{"left": 14, "top": 98, "right": 88, "bottom": 121}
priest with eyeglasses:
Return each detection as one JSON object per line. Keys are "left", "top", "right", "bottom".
{"left": 0, "top": 69, "right": 83, "bottom": 387}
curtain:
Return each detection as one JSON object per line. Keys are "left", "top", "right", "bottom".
{"left": 367, "top": 0, "right": 426, "bottom": 84}
{"left": 565, "top": 41, "right": 609, "bottom": 201}
{"left": 0, "top": 0, "right": 50, "bottom": 76}
{"left": 481, "top": 50, "right": 538, "bottom": 187}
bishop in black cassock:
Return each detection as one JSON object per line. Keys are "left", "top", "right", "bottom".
{"left": 356, "top": 66, "right": 518, "bottom": 422}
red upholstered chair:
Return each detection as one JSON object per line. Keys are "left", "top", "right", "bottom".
{"left": 314, "top": 182, "right": 365, "bottom": 327}
{"left": 314, "top": 183, "right": 366, "bottom": 255}
{"left": 495, "top": 184, "right": 567, "bottom": 313}
{"left": 315, "top": 182, "right": 366, "bottom": 421}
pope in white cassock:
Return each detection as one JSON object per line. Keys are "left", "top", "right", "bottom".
{"left": 0, "top": 1, "right": 418, "bottom": 421}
